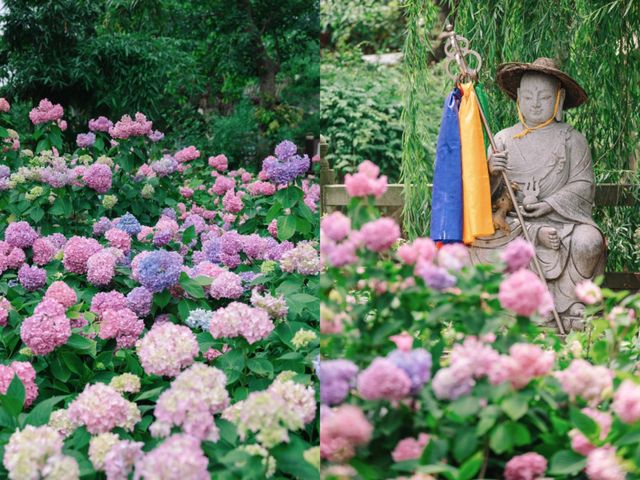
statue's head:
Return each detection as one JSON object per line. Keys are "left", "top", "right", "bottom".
{"left": 517, "top": 72, "right": 566, "bottom": 126}
{"left": 497, "top": 58, "right": 588, "bottom": 123}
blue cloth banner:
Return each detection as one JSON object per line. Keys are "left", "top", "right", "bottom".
{"left": 430, "top": 88, "right": 463, "bottom": 243}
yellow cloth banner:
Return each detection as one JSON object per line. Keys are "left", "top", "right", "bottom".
{"left": 458, "top": 82, "right": 494, "bottom": 244}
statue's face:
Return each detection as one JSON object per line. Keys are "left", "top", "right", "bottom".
{"left": 517, "top": 73, "right": 560, "bottom": 126}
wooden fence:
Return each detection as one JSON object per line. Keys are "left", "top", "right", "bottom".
{"left": 319, "top": 140, "right": 640, "bottom": 291}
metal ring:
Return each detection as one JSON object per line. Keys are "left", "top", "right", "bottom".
{"left": 464, "top": 50, "right": 483, "bottom": 76}
{"left": 444, "top": 35, "right": 469, "bottom": 58}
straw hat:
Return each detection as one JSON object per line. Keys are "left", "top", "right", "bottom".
{"left": 496, "top": 57, "right": 588, "bottom": 109}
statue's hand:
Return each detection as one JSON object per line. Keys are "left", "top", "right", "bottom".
{"left": 522, "top": 201, "right": 553, "bottom": 218}
{"left": 488, "top": 150, "right": 508, "bottom": 175}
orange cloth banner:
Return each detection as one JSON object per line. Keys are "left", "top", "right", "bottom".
{"left": 458, "top": 82, "right": 495, "bottom": 244}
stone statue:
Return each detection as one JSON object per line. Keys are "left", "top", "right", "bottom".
{"left": 470, "top": 58, "right": 605, "bottom": 330}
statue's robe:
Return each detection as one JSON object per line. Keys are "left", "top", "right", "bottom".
{"left": 470, "top": 121, "right": 605, "bottom": 314}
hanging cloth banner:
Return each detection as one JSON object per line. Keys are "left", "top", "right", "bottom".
{"left": 475, "top": 83, "right": 493, "bottom": 152}
{"left": 430, "top": 88, "right": 463, "bottom": 243}
{"left": 458, "top": 82, "right": 495, "bottom": 244}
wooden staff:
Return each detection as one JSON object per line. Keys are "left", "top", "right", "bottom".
{"left": 444, "top": 25, "right": 566, "bottom": 334}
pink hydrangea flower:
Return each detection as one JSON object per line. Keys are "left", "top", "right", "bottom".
{"left": 105, "top": 228, "right": 131, "bottom": 253}
{"left": 222, "top": 189, "right": 243, "bottom": 213}
{"left": 32, "top": 237, "right": 56, "bottom": 265}
{"left": 391, "top": 433, "right": 430, "bottom": 462}
{"left": 5, "top": 221, "right": 39, "bottom": 249}
{"left": 504, "top": 452, "right": 547, "bottom": 480}
{"left": 501, "top": 238, "right": 535, "bottom": 273}
{"left": 99, "top": 308, "right": 144, "bottom": 349}
{"left": 320, "top": 404, "right": 373, "bottom": 463}
{"left": 344, "top": 160, "right": 388, "bottom": 198}
{"left": 109, "top": 113, "right": 153, "bottom": 139}
{"left": 499, "top": 269, "right": 554, "bottom": 317}
{"left": 209, "top": 271, "right": 244, "bottom": 299}
{"left": 103, "top": 440, "right": 144, "bottom": 479}
{"left": 90, "top": 291, "right": 127, "bottom": 318}
{"left": 585, "top": 447, "right": 627, "bottom": 480}
{"left": 63, "top": 236, "right": 102, "bottom": 274}
{"left": 570, "top": 408, "right": 612, "bottom": 456}
{"left": 0, "top": 296, "right": 11, "bottom": 326}
{"left": 150, "top": 363, "right": 229, "bottom": 441}
{"left": 555, "top": 359, "right": 613, "bottom": 406}
{"left": 321, "top": 212, "right": 351, "bottom": 242}
{"left": 174, "top": 146, "right": 200, "bottom": 163}
{"left": 0, "top": 361, "right": 38, "bottom": 407}
{"left": 135, "top": 434, "right": 209, "bottom": 480}
{"left": 20, "top": 299, "right": 71, "bottom": 355}
{"left": 0, "top": 98, "right": 10, "bottom": 112}
{"left": 136, "top": 323, "right": 199, "bottom": 377}
{"left": 490, "top": 343, "right": 555, "bottom": 389}
{"left": 67, "top": 383, "right": 140, "bottom": 434}
{"left": 611, "top": 380, "right": 640, "bottom": 424}
{"left": 357, "top": 358, "right": 412, "bottom": 401}
{"left": 359, "top": 218, "right": 401, "bottom": 252}
{"left": 209, "top": 302, "right": 274, "bottom": 344}
{"left": 83, "top": 163, "right": 112, "bottom": 193}
{"left": 212, "top": 176, "right": 235, "bottom": 196}
{"left": 397, "top": 237, "right": 436, "bottom": 265}
{"left": 208, "top": 154, "right": 228, "bottom": 171}
{"left": 86, "top": 249, "right": 119, "bottom": 286}
{"left": 29, "top": 99, "right": 64, "bottom": 124}
{"left": 575, "top": 280, "right": 602, "bottom": 305}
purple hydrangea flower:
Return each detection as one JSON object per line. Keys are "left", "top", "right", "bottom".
{"left": 5, "top": 222, "right": 39, "bottom": 249}
{"left": 319, "top": 359, "right": 359, "bottom": 405}
{"left": 126, "top": 286, "right": 153, "bottom": 317}
{"left": 137, "top": 250, "right": 183, "bottom": 292}
{"left": 202, "top": 239, "right": 221, "bottom": 264}
{"left": 18, "top": 264, "right": 47, "bottom": 291}
{"left": 88, "top": 116, "right": 113, "bottom": 132}
{"left": 387, "top": 348, "right": 432, "bottom": 394}
{"left": 262, "top": 154, "right": 310, "bottom": 185}
{"left": 275, "top": 140, "right": 298, "bottom": 160}
{"left": 148, "top": 130, "right": 164, "bottom": 142}
{"left": 93, "top": 217, "right": 113, "bottom": 237}
{"left": 416, "top": 263, "right": 456, "bottom": 291}
{"left": 0, "top": 165, "right": 10, "bottom": 178}
{"left": 161, "top": 208, "right": 176, "bottom": 220}
{"left": 116, "top": 213, "right": 142, "bottom": 236}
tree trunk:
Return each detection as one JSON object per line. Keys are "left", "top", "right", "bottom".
{"left": 235, "top": 0, "right": 280, "bottom": 106}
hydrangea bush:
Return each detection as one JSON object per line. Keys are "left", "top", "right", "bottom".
{"left": 0, "top": 98, "right": 320, "bottom": 478}
{"left": 320, "top": 160, "right": 640, "bottom": 479}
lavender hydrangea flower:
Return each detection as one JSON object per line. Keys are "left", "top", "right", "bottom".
{"left": 0, "top": 165, "right": 10, "bottom": 178}
{"left": 202, "top": 239, "right": 221, "bottom": 264}
{"left": 161, "top": 208, "right": 176, "bottom": 220}
{"left": 262, "top": 154, "right": 310, "bottom": 185}
{"left": 137, "top": 250, "right": 183, "bottom": 292}
{"left": 275, "top": 140, "right": 298, "bottom": 160}
{"left": 150, "top": 155, "right": 178, "bottom": 177}
{"left": 319, "top": 360, "right": 359, "bottom": 405}
{"left": 18, "top": 264, "right": 47, "bottom": 291}
{"left": 387, "top": 348, "right": 432, "bottom": 394}
{"left": 116, "top": 213, "right": 142, "bottom": 236}
{"left": 93, "top": 217, "right": 113, "bottom": 237}
{"left": 76, "top": 132, "right": 96, "bottom": 148}
{"left": 126, "top": 287, "right": 153, "bottom": 317}
{"left": 416, "top": 262, "right": 456, "bottom": 291}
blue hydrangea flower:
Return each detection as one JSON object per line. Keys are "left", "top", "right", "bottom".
{"left": 185, "top": 308, "right": 211, "bottom": 331}
{"left": 137, "top": 250, "right": 183, "bottom": 292}
{"left": 116, "top": 212, "right": 142, "bottom": 236}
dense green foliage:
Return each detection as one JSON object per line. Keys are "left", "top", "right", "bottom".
{"left": 401, "top": 0, "right": 640, "bottom": 271}
{"left": 0, "top": 0, "right": 320, "bottom": 168}
{"left": 320, "top": 0, "right": 405, "bottom": 53}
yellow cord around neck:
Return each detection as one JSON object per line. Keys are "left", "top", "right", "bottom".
{"left": 513, "top": 87, "right": 562, "bottom": 139}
